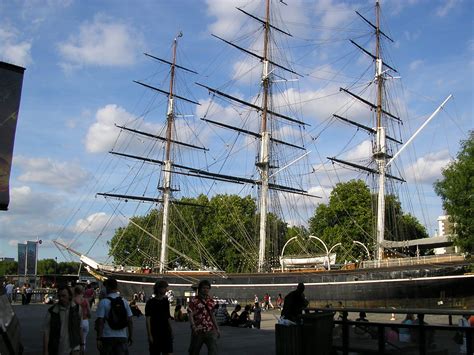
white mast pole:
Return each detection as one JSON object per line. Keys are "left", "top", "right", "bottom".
{"left": 159, "top": 32, "right": 182, "bottom": 273}
{"left": 374, "top": 0, "right": 385, "bottom": 261}
{"left": 257, "top": 0, "right": 272, "bottom": 272}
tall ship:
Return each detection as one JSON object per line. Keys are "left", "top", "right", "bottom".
{"left": 57, "top": 0, "right": 473, "bottom": 307}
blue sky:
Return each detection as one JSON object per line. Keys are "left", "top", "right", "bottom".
{"left": 0, "top": 0, "right": 472, "bottom": 263}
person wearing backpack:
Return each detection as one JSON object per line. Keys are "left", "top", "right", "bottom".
{"left": 96, "top": 278, "right": 133, "bottom": 355}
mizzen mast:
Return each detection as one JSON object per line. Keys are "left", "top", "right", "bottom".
{"left": 328, "top": 0, "right": 400, "bottom": 261}
{"left": 373, "top": 0, "right": 387, "bottom": 261}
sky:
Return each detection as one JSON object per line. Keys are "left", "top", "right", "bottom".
{"left": 0, "top": 0, "right": 472, "bottom": 263}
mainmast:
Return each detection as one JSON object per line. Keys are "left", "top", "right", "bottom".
{"left": 257, "top": 0, "right": 271, "bottom": 272}
{"left": 196, "top": 0, "right": 316, "bottom": 272}
{"left": 159, "top": 32, "right": 181, "bottom": 273}
{"left": 374, "top": 0, "right": 386, "bottom": 261}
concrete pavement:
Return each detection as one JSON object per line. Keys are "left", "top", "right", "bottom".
{"left": 14, "top": 303, "right": 277, "bottom": 355}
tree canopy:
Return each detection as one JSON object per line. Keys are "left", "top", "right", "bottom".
{"left": 0, "top": 260, "right": 18, "bottom": 275}
{"left": 0, "top": 259, "right": 81, "bottom": 276}
{"left": 309, "top": 179, "right": 428, "bottom": 261}
{"left": 434, "top": 131, "right": 473, "bottom": 253}
{"left": 109, "top": 194, "right": 271, "bottom": 272}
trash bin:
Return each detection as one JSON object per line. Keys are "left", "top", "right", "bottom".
{"left": 275, "top": 311, "right": 333, "bottom": 355}
{"left": 276, "top": 323, "right": 303, "bottom": 355}
{"left": 301, "top": 312, "right": 334, "bottom": 355}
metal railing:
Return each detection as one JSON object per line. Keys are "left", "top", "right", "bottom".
{"left": 307, "top": 307, "right": 473, "bottom": 355}
{"left": 360, "top": 254, "right": 465, "bottom": 269}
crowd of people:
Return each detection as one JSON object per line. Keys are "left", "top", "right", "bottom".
{"left": 5, "top": 278, "right": 471, "bottom": 354}
{"left": 3, "top": 280, "right": 34, "bottom": 304}
{"left": 36, "top": 280, "right": 310, "bottom": 355}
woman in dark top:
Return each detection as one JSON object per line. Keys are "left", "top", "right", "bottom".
{"left": 145, "top": 280, "right": 173, "bottom": 355}
{"left": 238, "top": 305, "right": 253, "bottom": 328}
{"left": 230, "top": 304, "right": 241, "bottom": 327}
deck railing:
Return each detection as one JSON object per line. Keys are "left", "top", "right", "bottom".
{"left": 360, "top": 254, "right": 465, "bottom": 269}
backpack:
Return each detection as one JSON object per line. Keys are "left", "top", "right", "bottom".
{"left": 106, "top": 296, "right": 128, "bottom": 330}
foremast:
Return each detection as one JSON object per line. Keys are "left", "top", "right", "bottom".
{"left": 160, "top": 32, "right": 181, "bottom": 273}
{"left": 97, "top": 33, "right": 203, "bottom": 273}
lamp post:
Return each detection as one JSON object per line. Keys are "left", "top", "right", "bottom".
{"left": 327, "top": 243, "right": 342, "bottom": 270}
{"left": 54, "top": 257, "right": 58, "bottom": 286}
{"left": 308, "top": 236, "right": 330, "bottom": 270}
{"left": 353, "top": 241, "right": 371, "bottom": 261}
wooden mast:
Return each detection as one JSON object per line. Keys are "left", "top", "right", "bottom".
{"left": 257, "top": 0, "right": 271, "bottom": 272}
{"left": 374, "top": 0, "right": 386, "bottom": 261}
{"left": 159, "top": 32, "right": 182, "bottom": 273}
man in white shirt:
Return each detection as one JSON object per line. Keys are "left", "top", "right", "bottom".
{"left": 5, "top": 281, "right": 14, "bottom": 303}
{"left": 95, "top": 278, "right": 133, "bottom": 355}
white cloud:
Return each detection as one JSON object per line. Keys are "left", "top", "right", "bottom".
{"left": 409, "top": 59, "right": 424, "bottom": 71}
{"left": 206, "top": 0, "right": 309, "bottom": 38}
{"left": 205, "top": 0, "right": 254, "bottom": 37}
{"left": 345, "top": 140, "right": 372, "bottom": 161}
{"left": 0, "top": 186, "right": 64, "bottom": 243}
{"left": 403, "top": 30, "right": 421, "bottom": 42}
{"left": 85, "top": 104, "right": 137, "bottom": 153}
{"left": 313, "top": 0, "right": 355, "bottom": 39}
{"left": 74, "top": 212, "right": 111, "bottom": 233}
{"left": 308, "top": 185, "right": 332, "bottom": 205}
{"left": 436, "top": 0, "right": 459, "bottom": 17}
{"left": 6, "top": 186, "right": 58, "bottom": 215}
{"left": 232, "top": 58, "right": 261, "bottom": 84}
{"left": 86, "top": 103, "right": 209, "bottom": 158}
{"left": 15, "top": 157, "right": 90, "bottom": 191}
{"left": 58, "top": 14, "right": 144, "bottom": 69}
{"left": 0, "top": 27, "right": 32, "bottom": 67}
{"left": 8, "top": 239, "right": 21, "bottom": 247}
{"left": 405, "top": 150, "right": 452, "bottom": 183}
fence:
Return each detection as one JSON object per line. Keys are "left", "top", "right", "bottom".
{"left": 309, "top": 307, "right": 473, "bottom": 355}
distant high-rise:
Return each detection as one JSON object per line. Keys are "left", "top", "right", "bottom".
{"left": 437, "top": 215, "right": 455, "bottom": 237}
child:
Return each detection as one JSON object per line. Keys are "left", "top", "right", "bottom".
{"left": 252, "top": 302, "right": 262, "bottom": 329}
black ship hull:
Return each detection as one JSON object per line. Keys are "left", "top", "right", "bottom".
{"left": 88, "top": 261, "right": 474, "bottom": 308}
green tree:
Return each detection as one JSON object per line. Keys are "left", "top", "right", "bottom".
{"left": 309, "top": 180, "right": 373, "bottom": 261}
{"left": 200, "top": 194, "right": 257, "bottom": 272}
{"left": 57, "top": 261, "right": 80, "bottom": 274}
{"left": 0, "top": 260, "right": 18, "bottom": 275}
{"left": 282, "top": 225, "right": 310, "bottom": 256}
{"left": 108, "top": 194, "right": 262, "bottom": 273}
{"left": 434, "top": 132, "right": 474, "bottom": 253}
{"left": 37, "top": 258, "right": 58, "bottom": 275}
{"left": 384, "top": 195, "right": 428, "bottom": 241}
{"left": 308, "top": 179, "right": 428, "bottom": 261}
{"left": 108, "top": 209, "right": 162, "bottom": 267}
